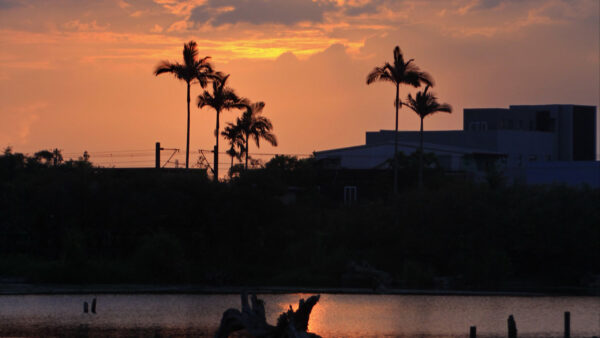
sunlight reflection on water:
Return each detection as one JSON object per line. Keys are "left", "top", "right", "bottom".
{"left": 0, "top": 293, "right": 598, "bottom": 337}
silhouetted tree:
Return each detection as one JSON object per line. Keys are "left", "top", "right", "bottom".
{"left": 32, "top": 149, "right": 63, "bottom": 167}
{"left": 154, "top": 41, "right": 213, "bottom": 169}
{"left": 221, "top": 122, "right": 244, "bottom": 173}
{"left": 235, "top": 101, "right": 278, "bottom": 170}
{"left": 80, "top": 151, "right": 91, "bottom": 163}
{"left": 265, "top": 154, "right": 300, "bottom": 171}
{"left": 34, "top": 150, "right": 54, "bottom": 166}
{"left": 404, "top": 85, "right": 452, "bottom": 189}
{"left": 197, "top": 72, "right": 248, "bottom": 180}
{"left": 52, "top": 148, "right": 63, "bottom": 166}
{"left": 0, "top": 146, "right": 26, "bottom": 172}
{"left": 366, "top": 46, "right": 433, "bottom": 194}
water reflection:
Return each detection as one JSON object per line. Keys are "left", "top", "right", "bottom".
{"left": 0, "top": 294, "right": 597, "bottom": 337}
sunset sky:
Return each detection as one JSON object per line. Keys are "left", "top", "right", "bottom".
{"left": 1, "top": 0, "right": 598, "bottom": 168}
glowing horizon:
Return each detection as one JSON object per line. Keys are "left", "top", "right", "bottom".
{"left": 1, "top": 0, "right": 598, "bottom": 168}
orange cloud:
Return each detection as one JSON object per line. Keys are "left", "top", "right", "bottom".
{"left": 63, "top": 20, "right": 110, "bottom": 32}
{"left": 117, "top": 0, "right": 131, "bottom": 9}
{"left": 154, "top": 0, "right": 206, "bottom": 16}
{"left": 150, "top": 24, "right": 164, "bottom": 33}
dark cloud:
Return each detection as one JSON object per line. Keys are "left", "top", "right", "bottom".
{"left": 468, "top": 0, "right": 526, "bottom": 11}
{"left": 471, "top": 0, "right": 503, "bottom": 10}
{"left": 190, "top": 0, "right": 335, "bottom": 26}
{"left": 0, "top": 0, "right": 24, "bottom": 10}
{"left": 344, "top": 0, "right": 386, "bottom": 16}
{"left": 189, "top": 0, "right": 397, "bottom": 26}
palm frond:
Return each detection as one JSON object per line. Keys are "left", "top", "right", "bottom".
{"left": 404, "top": 86, "right": 452, "bottom": 119}
{"left": 195, "top": 58, "right": 214, "bottom": 88}
{"left": 198, "top": 56, "right": 212, "bottom": 66}
{"left": 435, "top": 103, "right": 452, "bottom": 114}
{"left": 367, "top": 46, "right": 434, "bottom": 89}
{"left": 366, "top": 66, "right": 394, "bottom": 84}
{"left": 154, "top": 61, "right": 184, "bottom": 77}
{"left": 393, "top": 46, "right": 405, "bottom": 68}
{"left": 235, "top": 99, "right": 278, "bottom": 152}
{"left": 183, "top": 40, "right": 199, "bottom": 67}
{"left": 217, "top": 74, "right": 230, "bottom": 90}
{"left": 155, "top": 41, "right": 214, "bottom": 85}
{"left": 250, "top": 101, "right": 265, "bottom": 114}
{"left": 260, "top": 132, "right": 278, "bottom": 147}
{"left": 197, "top": 91, "right": 215, "bottom": 109}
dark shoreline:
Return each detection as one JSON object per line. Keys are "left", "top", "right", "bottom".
{"left": 0, "top": 283, "right": 596, "bottom": 297}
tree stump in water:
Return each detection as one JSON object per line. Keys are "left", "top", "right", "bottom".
{"left": 215, "top": 292, "right": 321, "bottom": 338}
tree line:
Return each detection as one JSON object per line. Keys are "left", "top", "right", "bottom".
{"left": 0, "top": 150, "right": 598, "bottom": 291}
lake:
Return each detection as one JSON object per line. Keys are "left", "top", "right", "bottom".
{"left": 0, "top": 293, "right": 598, "bottom": 337}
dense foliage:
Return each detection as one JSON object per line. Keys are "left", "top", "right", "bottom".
{"left": 0, "top": 149, "right": 598, "bottom": 293}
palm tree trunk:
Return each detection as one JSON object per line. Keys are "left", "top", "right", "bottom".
{"left": 393, "top": 84, "right": 399, "bottom": 195}
{"left": 214, "top": 110, "right": 220, "bottom": 181}
{"left": 186, "top": 81, "right": 190, "bottom": 169}
{"left": 418, "top": 116, "right": 424, "bottom": 190}
{"left": 245, "top": 134, "right": 249, "bottom": 170}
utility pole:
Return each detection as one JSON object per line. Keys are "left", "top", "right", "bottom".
{"left": 155, "top": 142, "right": 179, "bottom": 168}
{"left": 155, "top": 142, "right": 162, "bottom": 169}
{"left": 213, "top": 145, "right": 218, "bottom": 181}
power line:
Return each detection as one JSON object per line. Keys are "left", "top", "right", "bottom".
{"left": 7, "top": 147, "right": 317, "bottom": 170}
{"left": 197, "top": 149, "right": 312, "bottom": 157}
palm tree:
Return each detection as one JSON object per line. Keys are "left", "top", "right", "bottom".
{"left": 235, "top": 101, "right": 278, "bottom": 170}
{"left": 198, "top": 72, "right": 248, "bottom": 180}
{"left": 404, "top": 85, "right": 452, "bottom": 189}
{"left": 221, "top": 122, "right": 244, "bottom": 172}
{"left": 154, "top": 40, "right": 213, "bottom": 169}
{"left": 366, "top": 46, "right": 433, "bottom": 194}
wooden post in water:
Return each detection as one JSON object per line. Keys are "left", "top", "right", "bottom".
{"left": 508, "top": 314, "right": 517, "bottom": 338}
{"left": 564, "top": 311, "right": 570, "bottom": 338}
{"left": 83, "top": 301, "right": 88, "bottom": 313}
{"left": 91, "top": 298, "right": 96, "bottom": 314}
{"left": 469, "top": 326, "right": 476, "bottom": 338}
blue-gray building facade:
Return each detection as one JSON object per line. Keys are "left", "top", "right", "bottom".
{"left": 315, "top": 104, "right": 599, "bottom": 186}
{"left": 363, "top": 104, "right": 597, "bottom": 168}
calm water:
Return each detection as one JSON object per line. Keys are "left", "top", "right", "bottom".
{"left": 0, "top": 293, "right": 598, "bottom": 337}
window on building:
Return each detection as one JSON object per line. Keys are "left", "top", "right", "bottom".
{"left": 546, "top": 154, "right": 552, "bottom": 161}
{"left": 528, "top": 155, "right": 537, "bottom": 162}
{"left": 481, "top": 122, "right": 488, "bottom": 131}
{"left": 518, "top": 120, "right": 523, "bottom": 129}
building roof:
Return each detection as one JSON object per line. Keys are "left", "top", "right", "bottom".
{"left": 315, "top": 140, "right": 505, "bottom": 156}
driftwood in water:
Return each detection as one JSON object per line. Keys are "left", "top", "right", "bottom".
{"left": 215, "top": 292, "right": 321, "bottom": 338}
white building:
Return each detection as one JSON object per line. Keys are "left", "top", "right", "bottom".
{"left": 315, "top": 104, "right": 598, "bottom": 187}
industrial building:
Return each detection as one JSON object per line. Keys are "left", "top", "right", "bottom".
{"left": 314, "top": 104, "right": 598, "bottom": 187}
